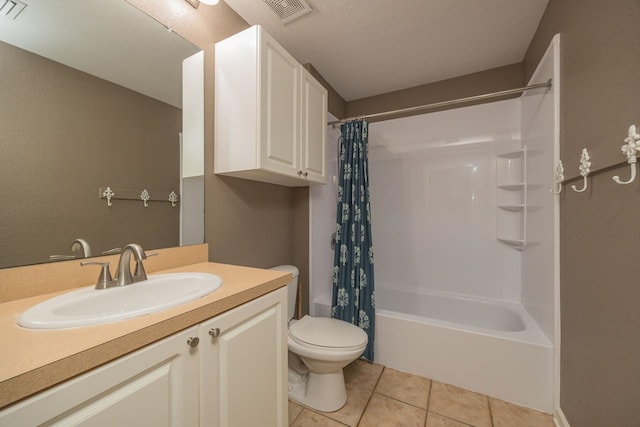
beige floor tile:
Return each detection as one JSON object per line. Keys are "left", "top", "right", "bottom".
{"left": 320, "top": 359, "right": 384, "bottom": 427}
{"left": 289, "top": 401, "right": 304, "bottom": 425}
{"left": 358, "top": 393, "right": 426, "bottom": 427}
{"left": 489, "top": 398, "right": 555, "bottom": 427}
{"left": 375, "top": 367, "right": 431, "bottom": 409}
{"left": 426, "top": 412, "right": 473, "bottom": 427}
{"left": 429, "top": 382, "right": 491, "bottom": 427}
{"left": 291, "top": 409, "right": 349, "bottom": 427}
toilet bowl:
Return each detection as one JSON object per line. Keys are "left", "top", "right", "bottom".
{"left": 270, "top": 265, "right": 368, "bottom": 412}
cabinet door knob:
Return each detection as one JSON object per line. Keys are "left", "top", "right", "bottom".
{"left": 303, "top": 171, "right": 308, "bottom": 177}
{"left": 297, "top": 170, "right": 303, "bottom": 176}
{"left": 187, "top": 337, "right": 200, "bottom": 348}
{"left": 209, "top": 327, "right": 221, "bottom": 337}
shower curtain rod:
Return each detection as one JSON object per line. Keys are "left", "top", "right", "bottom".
{"left": 328, "top": 79, "right": 553, "bottom": 126}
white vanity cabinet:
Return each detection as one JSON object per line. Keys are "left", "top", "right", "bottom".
{"left": 199, "top": 287, "right": 288, "bottom": 427}
{"left": 0, "top": 288, "right": 287, "bottom": 427}
{"left": 0, "top": 326, "right": 200, "bottom": 426}
{"left": 215, "top": 25, "right": 327, "bottom": 187}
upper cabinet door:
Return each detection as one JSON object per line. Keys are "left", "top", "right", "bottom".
{"left": 215, "top": 25, "right": 327, "bottom": 187}
{"left": 259, "top": 32, "right": 300, "bottom": 178}
{"left": 301, "top": 68, "right": 328, "bottom": 184}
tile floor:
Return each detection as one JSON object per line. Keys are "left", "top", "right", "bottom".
{"left": 288, "top": 360, "right": 555, "bottom": 427}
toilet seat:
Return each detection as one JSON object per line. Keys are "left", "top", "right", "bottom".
{"left": 289, "top": 315, "right": 367, "bottom": 351}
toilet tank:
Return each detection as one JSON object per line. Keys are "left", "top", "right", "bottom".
{"left": 270, "top": 265, "right": 299, "bottom": 321}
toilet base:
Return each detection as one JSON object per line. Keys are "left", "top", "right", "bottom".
{"left": 288, "top": 369, "right": 347, "bottom": 412}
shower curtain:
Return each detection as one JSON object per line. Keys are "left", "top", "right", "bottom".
{"left": 331, "top": 120, "right": 375, "bottom": 361}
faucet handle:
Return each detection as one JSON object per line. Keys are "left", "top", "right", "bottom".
{"left": 133, "top": 252, "right": 158, "bottom": 282}
{"left": 81, "top": 261, "right": 115, "bottom": 290}
{"left": 49, "top": 254, "right": 76, "bottom": 261}
{"left": 101, "top": 247, "right": 122, "bottom": 255}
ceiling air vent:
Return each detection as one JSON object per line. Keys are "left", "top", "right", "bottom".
{"left": 1, "top": 0, "right": 27, "bottom": 20}
{"left": 262, "top": 0, "right": 311, "bottom": 24}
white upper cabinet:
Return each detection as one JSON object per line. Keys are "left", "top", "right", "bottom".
{"left": 215, "top": 25, "right": 327, "bottom": 186}
{"left": 300, "top": 67, "right": 328, "bottom": 183}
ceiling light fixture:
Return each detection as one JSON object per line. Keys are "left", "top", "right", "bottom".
{"left": 184, "top": 0, "right": 219, "bottom": 9}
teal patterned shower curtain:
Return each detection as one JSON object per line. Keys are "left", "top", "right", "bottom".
{"left": 331, "top": 120, "right": 375, "bottom": 361}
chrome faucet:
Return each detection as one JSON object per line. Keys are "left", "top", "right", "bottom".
{"left": 71, "top": 238, "right": 93, "bottom": 258}
{"left": 115, "top": 243, "right": 148, "bottom": 286}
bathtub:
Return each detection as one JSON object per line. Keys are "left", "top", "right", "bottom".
{"left": 375, "top": 286, "right": 553, "bottom": 412}
{"left": 314, "top": 286, "right": 554, "bottom": 412}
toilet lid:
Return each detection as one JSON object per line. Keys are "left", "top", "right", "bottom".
{"left": 289, "top": 316, "right": 368, "bottom": 349}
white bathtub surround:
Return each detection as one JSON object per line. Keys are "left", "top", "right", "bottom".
{"left": 309, "top": 37, "right": 559, "bottom": 416}
{"left": 521, "top": 35, "right": 560, "bottom": 412}
{"left": 368, "top": 99, "right": 523, "bottom": 302}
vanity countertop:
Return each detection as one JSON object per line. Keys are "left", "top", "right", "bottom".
{"left": 0, "top": 262, "right": 291, "bottom": 409}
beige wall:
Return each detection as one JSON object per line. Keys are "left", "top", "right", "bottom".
{"left": 525, "top": 1, "right": 640, "bottom": 425}
{"left": 303, "top": 63, "right": 347, "bottom": 120}
{"left": 346, "top": 63, "right": 524, "bottom": 121}
{"left": 0, "top": 41, "right": 180, "bottom": 268}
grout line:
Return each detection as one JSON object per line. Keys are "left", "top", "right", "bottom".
{"left": 424, "top": 381, "right": 433, "bottom": 427}
{"left": 289, "top": 404, "right": 302, "bottom": 426}
{"left": 488, "top": 396, "right": 495, "bottom": 427}
{"left": 430, "top": 412, "right": 476, "bottom": 427}
{"left": 423, "top": 377, "right": 435, "bottom": 427}
{"left": 296, "top": 404, "right": 350, "bottom": 427}
{"left": 374, "top": 391, "right": 429, "bottom": 412}
{"left": 354, "top": 365, "right": 385, "bottom": 427}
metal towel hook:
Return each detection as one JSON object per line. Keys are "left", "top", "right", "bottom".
{"left": 571, "top": 148, "right": 591, "bottom": 193}
{"left": 612, "top": 125, "right": 640, "bottom": 185}
{"left": 552, "top": 160, "right": 564, "bottom": 195}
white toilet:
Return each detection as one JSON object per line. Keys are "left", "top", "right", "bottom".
{"left": 271, "top": 265, "right": 368, "bottom": 412}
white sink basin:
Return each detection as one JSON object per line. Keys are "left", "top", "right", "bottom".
{"left": 18, "top": 273, "right": 223, "bottom": 330}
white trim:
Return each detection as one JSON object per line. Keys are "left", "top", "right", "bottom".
{"left": 553, "top": 407, "right": 571, "bottom": 427}
{"left": 524, "top": 32, "right": 561, "bottom": 412}
{"left": 551, "top": 33, "right": 562, "bottom": 412}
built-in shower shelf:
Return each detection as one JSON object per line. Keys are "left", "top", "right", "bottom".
{"left": 497, "top": 183, "right": 525, "bottom": 190}
{"left": 498, "top": 204, "right": 525, "bottom": 211}
{"left": 496, "top": 147, "right": 528, "bottom": 249}
{"left": 496, "top": 149, "right": 526, "bottom": 159}
{"left": 497, "top": 237, "right": 526, "bottom": 248}
{"left": 498, "top": 204, "right": 541, "bottom": 212}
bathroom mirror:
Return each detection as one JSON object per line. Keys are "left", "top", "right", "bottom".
{"left": 0, "top": 0, "right": 201, "bottom": 269}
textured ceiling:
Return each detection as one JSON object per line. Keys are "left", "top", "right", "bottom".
{"left": 224, "top": 0, "right": 549, "bottom": 101}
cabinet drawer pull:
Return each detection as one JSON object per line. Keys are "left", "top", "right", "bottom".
{"left": 209, "top": 328, "right": 221, "bottom": 337}
{"left": 187, "top": 337, "right": 200, "bottom": 348}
